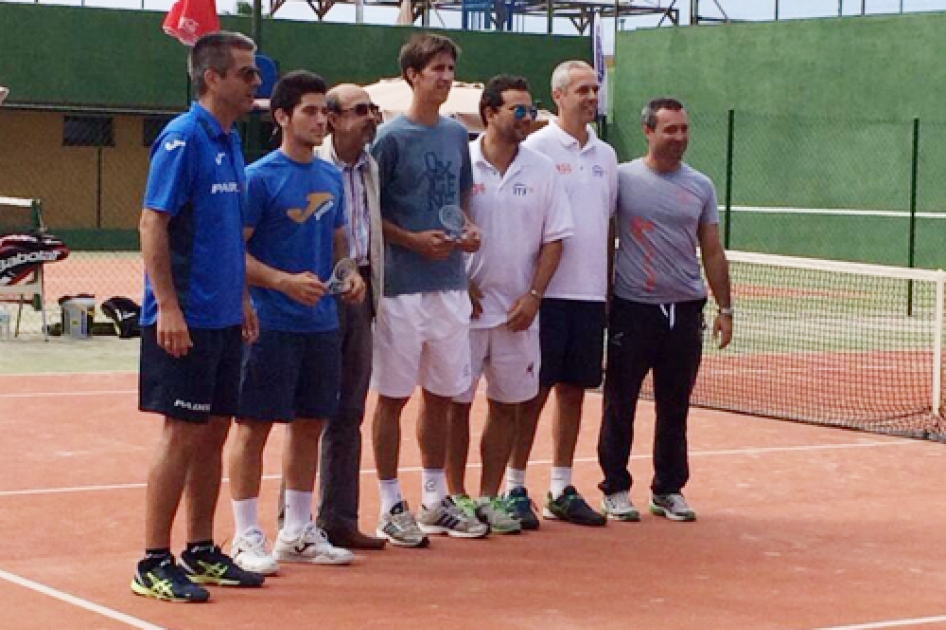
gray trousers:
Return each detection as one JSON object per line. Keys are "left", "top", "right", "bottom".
{"left": 316, "top": 279, "right": 373, "bottom": 531}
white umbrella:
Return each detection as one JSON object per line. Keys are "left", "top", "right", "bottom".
{"left": 363, "top": 77, "right": 486, "bottom": 133}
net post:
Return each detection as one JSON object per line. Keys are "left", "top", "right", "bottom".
{"left": 724, "top": 108, "right": 734, "bottom": 249}
{"left": 907, "top": 117, "right": 919, "bottom": 316}
{"left": 934, "top": 271, "right": 944, "bottom": 417}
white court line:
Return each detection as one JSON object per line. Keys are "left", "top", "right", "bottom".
{"left": 0, "top": 371, "right": 137, "bottom": 379}
{"left": 0, "top": 389, "right": 136, "bottom": 399}
{"left": 0, "top": 567, "right": 166, "bottom": 630}
{"left": 804, "top": 614, "right": 946, "bottom": 629}
{"left": 0, "top": 439, "right": 919, "bottom": 498}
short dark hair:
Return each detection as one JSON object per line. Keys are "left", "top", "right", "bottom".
{"left": 270, "top": 70, "right": 328, "bottom": 119}
{"left": 641, "top": 97, "right": 685, "bottom": 129}
{"left": 399, "top": 33, "right": 460, "bottom": 86}
{"left": 479, "top": 75, "right": 530, "bottom": 125}
{"left": 189, "top": 31, "right": 257, "bottom": 96}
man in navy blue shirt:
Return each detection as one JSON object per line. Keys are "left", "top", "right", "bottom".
{"left": 226, "top": 71, "right": 365, "bottom": 574}
{"left": 133, "top": 31, "right": 264, "bottom": 603}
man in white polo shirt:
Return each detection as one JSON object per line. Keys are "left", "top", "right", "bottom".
{"left": 444, "top": 75, "right": 573, "bottom": 534}
{"left": 506, "top": 60, "right": 618, "bottom": 528}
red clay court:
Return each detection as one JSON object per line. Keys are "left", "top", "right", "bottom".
{"left": 0, "top": 370, "right": 944, "bottom": 630}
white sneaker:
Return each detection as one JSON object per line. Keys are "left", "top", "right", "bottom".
{"left": 649, "top": 493, "right": 697, "bottom": 522}
{"left": 231, "top": 527, "right": 279, "bottom": 575}
{"left": 601, "top": 490, "right": 641, "bottom": 522}
{"left": 273, "top": 522, "right": 355, "bottom": 565}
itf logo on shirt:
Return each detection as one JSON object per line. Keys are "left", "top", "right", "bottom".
{"left": 287, "top": 192, "right": 335, "bottom": 224}
{"left": 592, "top": 165, "right": 606, "bottom": 178}
{"left": 513, "top": 184, "right": 529, "bottom": 197}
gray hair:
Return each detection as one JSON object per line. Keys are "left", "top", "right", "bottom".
{"left": 189, "top": 31, "right": 257, "bottom": 96}
{"left": 641, "top": 97, "right": 685, "bottom": 129}
{"left": 550, "top": 60, "right": 594, "bottom": 93}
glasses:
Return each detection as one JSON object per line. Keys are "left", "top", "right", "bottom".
{"left": 338, "top": 102, "right": 381, "bottom": 117}
{"left": 511, "top": 105, "right": 538, "bottom": 121}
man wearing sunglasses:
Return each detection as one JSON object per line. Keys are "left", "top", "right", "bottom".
{"left": 445, "top": 75, "right": 573, "bottom": 534}
{"left": 134, "top": 31, "right": 264, "bottom": 603}
{"left": 309, "top": 83, "right": 387, "bottom": 550}
{"left": 507, "top": 60, "right": 619, "bottom": 529}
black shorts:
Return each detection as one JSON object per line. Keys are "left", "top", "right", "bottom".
{"left": 139, "top": 325, "right": 243, "bottom": 423}
{"left": 238, "top": 328, "right": 342, "bottom": 422}
{"left": 538, "top": 298, "right": 606, "bottom": 389}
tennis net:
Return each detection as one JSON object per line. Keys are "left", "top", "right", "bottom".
{"left": 647, "top": 251, "right": 946, "bottom": 441}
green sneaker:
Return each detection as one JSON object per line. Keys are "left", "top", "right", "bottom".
{"left": 475, "top": 496, "right": 522, "bottom": 535}
{"left": 131, "top": 555, "right": 210, "bottom": 603}
{"left": 452, "top": 493, "right": 478, "bottom": 519}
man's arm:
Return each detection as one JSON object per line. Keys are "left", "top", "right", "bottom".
{"left": 506, "top": 239, "right": 564, "bottom": 332}
{"left": 382, "top": 218, "right": 454, "bottom": 261}
{"left": 698, "top": 223, "right": 733, "bottom": 349}
{"left": 140, "top": 208, "right": 191, "bottom": 357}
{"left": 244, "top": 227, "right": 326, "bottom": 306}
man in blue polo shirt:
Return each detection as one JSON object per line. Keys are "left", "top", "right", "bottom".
{"left": 133, "top": 32, "right": 265, "bottom": 603}
{"left": 226, "top": 70, "right": 364, "bottom": 574}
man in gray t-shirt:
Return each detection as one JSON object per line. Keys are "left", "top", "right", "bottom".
{"left": 368, "top": 33, "right": 488, "bottom": 548}
{"left": 598, "top": 98, "right": 733, "bottom": 524}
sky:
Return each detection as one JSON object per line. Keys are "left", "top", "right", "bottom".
{"left": 5, "top": 0, "right": 946, "bottom": 52}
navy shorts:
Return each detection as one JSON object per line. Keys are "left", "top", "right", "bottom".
{"left": 238, "top": 328, "right": 342, "bottom": 422}
{"left": 539, "top": 298, "right": 606, "bottom": 389}
{"left": 139, "top": 325, "right": 243, "bottom": 423}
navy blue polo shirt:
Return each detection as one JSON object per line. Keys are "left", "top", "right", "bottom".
{"left": 140, "top": 102, "right": 247, "bottom": 329}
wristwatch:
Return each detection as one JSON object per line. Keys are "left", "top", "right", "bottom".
{"left": 718, "top": 306, "right": 734, "bottom": 316}
{"left": 528, "top": 289, "right": 543, "bottom": 300}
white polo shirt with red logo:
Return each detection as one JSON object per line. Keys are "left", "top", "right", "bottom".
{"left": 522, "top": 119, "right": 618, "bottom": 302}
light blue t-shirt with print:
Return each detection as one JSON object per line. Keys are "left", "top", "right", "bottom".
{"left": 244, "top": 151, "right": 347, "bottom": 333}
{"left": 370, "top": 115, "right": 473, "bottom": 297}
{"left": 614, "top": 158, "right": 718, "bottom": 304}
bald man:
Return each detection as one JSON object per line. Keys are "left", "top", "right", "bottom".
{"left": 313, "top": 84, "right": 386, "bottom": 549}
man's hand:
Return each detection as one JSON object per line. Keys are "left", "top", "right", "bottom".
{"left": 412, "top": 230, "right": 455, "bottom": 260}
{"left": 242, "top": 296, "right": 259, "bottom": 344}
{"left": 713, "top": 312, "right": 733, "bottom": 349}
{"left": 278, "top": 271, "right": 326, "bottom": 306}
{"left": 469, "top": 282, "right": 484, "bottom": 320}
{"left": 156, "top": 304, "right": 192, "bottom": 358}
{"left": 342, "top": 272, "right": 366, "bottom": 305}
{"left": 457, "top": 222, "right": 482, "bottom": 253}
{"left": 506, "top": 291, "right": 540, "bottom": 332}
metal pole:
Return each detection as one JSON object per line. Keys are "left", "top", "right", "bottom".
{"left": 838, "top": 0, "right": 843, "bottom": 17}
{"left": 252, "top": 0, "right": 263, "bottom": 48}
{"left": 933, "top": 271, "right": 944, "bottom": 417}
{"left": 861, "top": 0, "right": 866, "bottom": 16}
{"left": 774, "top": 0, "right": 779, "bottom": 21}
{"left": 907, "top": 117, "right": 919, "bottom": 315}
{"left": 724, "top": 108, "right": 734, "bottom": 249}
{"left": 547, "top": 0, "right": 553, "bottom": 35}
{"left": 355, "top": 0, "right": 364, "bottom": 23}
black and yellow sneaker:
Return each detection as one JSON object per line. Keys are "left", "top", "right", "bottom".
{"left": 543, "top": 485, "right": 607, "bottom": 527}
{"left": 179, "top": 544, "right": 266, "bottom": 587}
{"left": 131, "top": 555, "right": 210, "bottom": 603}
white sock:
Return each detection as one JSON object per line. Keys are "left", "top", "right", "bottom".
{"left": 421, "top": 469, "right": 447, "bottom": 508}
{"left": 378, "top": 478, "right": 403, "bottom": 515}
{"left": 550, "top": 467, "right": 572, "bottom": 499}
{"left": 283, "top": 489, "right": 313, "bottom": 538}
{"left": 505, "top": 467, "right": 526, "bottom": 494}
{"left": 231, "top": 497, "right": 259, "bottom": 537}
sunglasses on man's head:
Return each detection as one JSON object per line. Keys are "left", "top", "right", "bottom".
{"left": 339, "top": 102, "right": 381, "bottom": 117}
{"left": 512, "top": 104, "right": 538, "bottom": 121}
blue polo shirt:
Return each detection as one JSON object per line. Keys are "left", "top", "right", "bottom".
{"left": 140, "top": 102, "right": 247, "bottom": 329}
{"left": 245, "top": 151, "right": 347, "bottom": 333}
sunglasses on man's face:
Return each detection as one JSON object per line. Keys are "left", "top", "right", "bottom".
{"left": 339, "top": 102, "right": 381, "bottom": 117}
{"left": 234, "top": 65, "right": 262, "bottom": 83}
{"left": 511, "top": 104, "right": 538, "bottom": 121}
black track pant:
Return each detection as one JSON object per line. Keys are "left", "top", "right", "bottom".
{"left": 597, "top": 297, "right": 705, "bottom": 496}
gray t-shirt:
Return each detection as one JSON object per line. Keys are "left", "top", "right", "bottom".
{"left": 370, "top": 115, "right": 473, "bottom": 297}
{"left": 614, "top": 158, "right": 718, "bottom": 304}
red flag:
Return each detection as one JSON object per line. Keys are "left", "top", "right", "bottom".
{"left": 163, "top": 0, "right": 219, "bottom": 47}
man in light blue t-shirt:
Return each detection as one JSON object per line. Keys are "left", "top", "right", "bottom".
{"left": 225, "top": 71, "right": 365, "bottom": 575}
{"left": 369, "top": 33, "right": 489, "bottom": 547}
{"left": 598, "top": 97, "right": 733, "bottom": 524}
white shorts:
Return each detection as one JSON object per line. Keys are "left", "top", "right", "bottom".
{"left": 372, "top": 290, "right": 472, "bottom": 399}
{"left": 454, "top": 325, "right": 541, "bottom": 405}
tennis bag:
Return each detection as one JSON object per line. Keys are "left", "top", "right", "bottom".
{"left": 0, "top": 231, "right": 70, "bottom": 286}
{"left": 101, "top": 296, "right": 142, "bottom": 339}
